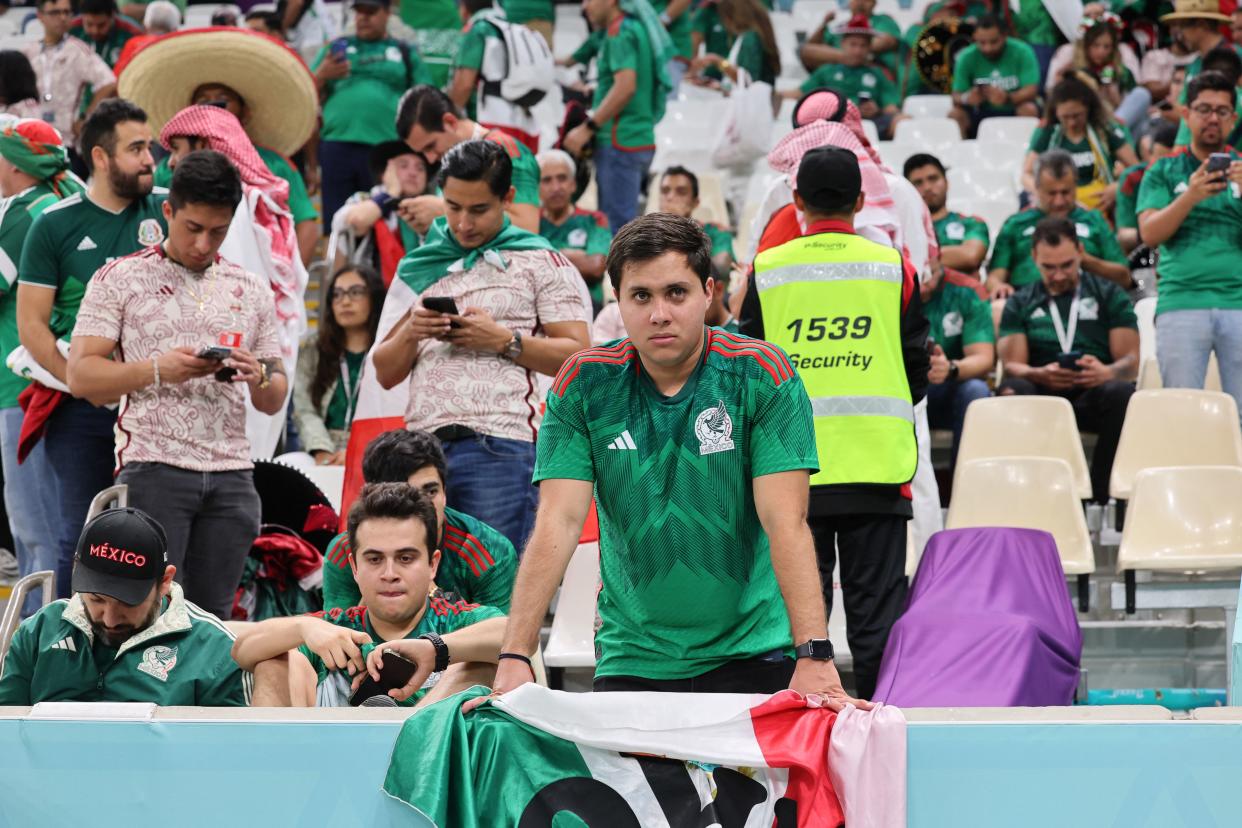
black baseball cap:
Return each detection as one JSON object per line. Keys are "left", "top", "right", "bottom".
{"left": 796, "top": 145, "right": 862, "bottom": 211}
{"left": 71, "top": 508, "right": 168, "bottom": 606}
{"left": 369, "top": 140, "right": 418, "bottom": 182}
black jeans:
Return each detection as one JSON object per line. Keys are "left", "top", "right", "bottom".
{"left": 807, "top": 513, "right": 909, "bottom": 700}
{"left": 593, "top": 654, "right": 796, "bottom": 694}
{"left": 998, "top": 378, "right": 1134, "bottom": 503}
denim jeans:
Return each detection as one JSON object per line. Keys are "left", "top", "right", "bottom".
{"left": 925, "top": 378, "right": 991, "bottom": 469}
{"left": 1157, "top": 309, "right": 1242, "bottom": 427}
{"left": 594, "top": 141, "right": 654, "bottom": 234}
{"left": 117, "top": 462, "right": 262, "bottom": 619}
{"left": 44, "top": 398, "right": 117, "bottom": 599}
{"left": 319, "top": 139, "right": 375, "bottom": 235}
{"left": 441, "top": 433, "right": 538, "bottom": 555}
{"left": 0, "top": 406, "right": 62, "bottom": 615}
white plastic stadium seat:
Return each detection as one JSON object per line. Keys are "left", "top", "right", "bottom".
{"left": 861, "top": 117, "right": 880, "bottom": 147}
{"left": 902, "top": 95, "right": 953, "bottom": 119}
{"left": 953, "top": 197, "right": 1016, "bottom": 250}
{"left": 182, "top": 5, "right": 215, "bottom": 27}
{"left": 976, "top": 116, "right": 1040, "bottom": 146}
{"left": 1134, "top": 296, "right": 1156, "bottom": 366}
{"left": 543, "top": 542, "right": 600, "bottom": 670}
{"left": 1136, "top": 354, "right": 1222, "bottom": 392}
{"left": 878, "top": 141, "right": 920, "bottom": 173}
{"left": 946, "top": 165, "right": 1016, "bottom": 203}
{"left": 892, "top": 117, "right": 961, "bottom": 151}
{"left": 1118, "top": 466, "right": 1242, "bottom": 574}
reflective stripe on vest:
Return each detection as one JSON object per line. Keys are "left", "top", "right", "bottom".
{"left": 755, "top": 231, "right": 918, "bottom": 487}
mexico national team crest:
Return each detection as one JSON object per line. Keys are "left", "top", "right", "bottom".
{"left": 695, "top": 400, "right": 735, "bottom": 455}
{"left": 137, "top": 218, "right": 164, "bottom": 247}
{"left": 137, "top": 645, "right": 178, "bottom": 682}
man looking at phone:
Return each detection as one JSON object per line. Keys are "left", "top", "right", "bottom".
{"left": 997, "top": 217, "right": 1138, "bottom": 503}
{"left": 65, "top": 150, "right": 287, "bottom": 619}
{"left": 232, "top": 483, "right": 506, "bottom": 707}
{"left": 1138, "top": 71, "right": 1242, "bottom": 417}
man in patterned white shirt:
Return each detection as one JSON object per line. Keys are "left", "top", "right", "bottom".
{"left": 22, "top": 0, "right": 117, "bottom": 147}
{"left": 66, "top": 150, "right": 288, "bottom": 619}
{"left": 373, "top": 140, "right": 590, "bottom": 552}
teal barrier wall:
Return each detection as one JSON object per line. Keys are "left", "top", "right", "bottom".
{"left": 3, "top": 714, "right": 1242, "bottom": 827}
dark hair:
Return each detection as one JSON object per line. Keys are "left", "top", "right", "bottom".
{"left": 1149, "top": 118, "right": 1179, "bottom": 149}
{"left": 606, "top": 213, "right": 712, "bottom": 290}
{"left": 362, "top": 429, "right": 447, "bottom": 486}
{"left": 1031, "top": 216, "right": 1079, "bottom": 251}
{"left": 395, "top": 85, "right": 460, "bottom": 143}
{"left": 459, "top": 0, "right": 492, "bottom": 14}
{"left": 1186, "top": 70, "right": 1236, "bottom": 108}
{"left": 79, "top": 0, "right": 117, "bottom": 14}
{"left": 1202, "top": 49, "right": 1242, "bottom": 87}
{"left": 79, "top": 97, "right": 147, "bottom": 174}
{"left": 0, "top": 51, "right": 38, "bottom": 106}
{"left": 716, "top": 0, "right": 780, "bottom": 77}
{"left": 975, "top": 13, "right": 1002, "bottom": 31}
{"left": 903, "top": 152, "right": 945, "bottom": 179}
{"left": 437, "top": 138, "right": 512, "bottom": 197}
{"left": 168, "top": 150, "right": 243, "bottom": 212}
{"left": 244, "top": 9, "right": 283, "bottom": 32}
{"left": 346, "top": 483, "right": 439, "bottom": 559}
{"left": 1045, "top": 73, "right": 1109, "bottom": 131}
{"left": 661, "top": 165, "right": 699, "bottom": 199}
{"left": 311, "top": 264, "right": 385, "bottom": 411}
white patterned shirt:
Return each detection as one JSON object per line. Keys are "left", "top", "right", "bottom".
{"left": 21, "top": 36, "right": 115, "bottom": 140}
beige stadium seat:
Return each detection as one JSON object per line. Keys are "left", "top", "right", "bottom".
{"left": 954, "top": 396, "right": 1092, "bottom": 500}
{"left": 1134, "top": 296, "right": 1156, "bottom": 366}
{"left": 1109, "top": 389, "right": 1242, "bottom": 501}
{"left": 893, "top": 117, "right": 961, "bottom": 151}
{"left": 948, "top": 457, "right": 1095, "bottom": 608}
{"left": 1117, "top": 465, "right": 1242, "bottom": 612}
{"left": 543, "top": 542, "right": 600, "bottom": 685}
{"left": 1135, "top": 353, "right": 1222, "bottom": 392}
{"left": 902, "top": 94, "right": 954, "bottom": 119}
{"left": 976, "top": 116, "right": 1040, "bottom": 146}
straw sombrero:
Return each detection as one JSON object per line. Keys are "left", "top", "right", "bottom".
{"left": 1160, "top": 0, "right": 1229, "bottom": 23}
{"left": 118, "top": 27, "right": 318, "bottom": 157}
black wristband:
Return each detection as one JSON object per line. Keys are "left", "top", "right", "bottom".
{"left": 585, "top": 117, "right": 600, "bottom": 133}
{"left": 372, "top": 192, "right": 396, "bottom": 218}
{"left": 498, "top": 652, "right": 533, "bottom": 670}
{"left": 418, "top": 632, "right": 450, "bottom": 672}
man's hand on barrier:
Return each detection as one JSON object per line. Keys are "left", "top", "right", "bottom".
{"left": 461, "top": 657, "right": 534, "bottom": 714}
{"left": 302, "top": 618, "right": 371, "bottom": 675}
{"left": 790, "top": 658, "right": 874, "bottom": 712}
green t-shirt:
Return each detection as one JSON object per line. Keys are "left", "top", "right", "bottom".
{"left": 0, "top": 183, "right": 60, "bottom": 408}
{"left": 951, "top": 39, "right": 1041, "bottom": 113}
{"left": 498, "top": 0, "right": 554, "bottom": 24}
{"left": 70, "top": 18, "right": 139, "bottom": 67}
{"left": 933, "top": 210, "right": 991, "bottom": 260}
{"left": 400, "top": 0, "right": 461, "bottom": 88}
{"left": 1016, "top": 0, "right": 1063, "bottom": 46}
{"left": 987, "top": 205, "right": 1126, "bottom": 288}
{"left": 1137, "top": 147, "right": 1242, "bottom": 314}
{"left": 821, "top": 12, "right": 903, "bottom": 77}
{"left": 312, "top": 37, "right": 433, "bottom": 145}
{"left": 1027, "top": 122, "right": 1133, "bottom": 186}
{"left": 703, "top": 222, "right": 735, "bottom": 258}
{"left": 483, "top": 129, "right": 541, "bottom": 207}
{"left": 733, "top": 30, "right": 776, "bottom": 86}
{"left": 535, "top": 328, "right": 819, "bottom": 680}
{"left": 572, "top": 29, "right": 605, "bottom": 66}
{"left": 596, "top": 16, "right": 659, "bottom": 150}
{"left": 1115, "top": 162, "right": 1148, "bottom": 231}
{"left": 299, "top": 592, "right": 504, "bottom": 706}
{"left": 540, "top": 208, "right": 612, "bottom": 305}
{"left": 650, "top": 0, "right": 693, "bottom": 61}
{"left": 323, "top": 350, "right": 365, "bottom": 431}
{"left": 690, "top": 3, "right": 732, "bottom": 80}
{"left": 452, "top": 16, "right": 502, "bottom": 121}
{"left": 18, "top": 190, "right": 168, "bottom": 340}
{"left": 321, "top": 507, "right": 518, "bottom": 613}
{"left": 0, "top": 588, "right": 251, "bottom": 706}
{"left": 925, "top": 280, "right": 995, "bottom": 361}
{"left": 801, "top": 62, "right": 899, "bottom": 109}
{"left": 999, "top": 272, "right": 1137, "bottom": 366}
{"left": 153, "top": 148, "right": 317, "bottom": 224}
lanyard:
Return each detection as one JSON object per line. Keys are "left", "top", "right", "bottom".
{"left": 339, "top": 356, "right": 363, "bottom": 427}
{"left": 1047, "top": 285, "right": 1080, "bottom": 354}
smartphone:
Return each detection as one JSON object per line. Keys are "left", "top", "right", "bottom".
{"left": 974, "top": 78, "right": 992, "bottom": 87}
{"left": 349, "top": 650, "right": 420, "bottom": 707}
{"left": 197, "top": 346, "right": 231, "bottom": 361}
{"left": 422, "top": 296, "right": 462, "bottom": 328}
{"left": 329, "top": 37, "right": 349, "bottom": 61}
{"left": 1057, "top": 351, "right": 1084, "bottom": 371}
{"left": 1207, "top": 153, "right": 1233, "bottom": 175}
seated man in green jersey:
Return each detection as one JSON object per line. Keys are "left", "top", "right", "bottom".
{"left": 232, "top": 484, "right": 507, "bottom": 707}
{"left": 0, "top": 508, "right": 252, "bottom": 706}
{"left": 655, "top": 166, "right": 739, "bottom": 331}
{"left": 538, "top": 149, "right": 611, "bottom": 313}
{"left": 903, "top": 152, "right": 990, "bottom": 281}
{"left": 470, "top": 212, "right": 865, "bottom": 709}
{"left": 949, "top": 14, "right": 1041, "bottom": 138}
{"left": 321, "top": 429, "right": 517, "bottom": 613}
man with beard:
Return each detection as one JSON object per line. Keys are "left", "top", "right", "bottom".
{"left": 16, "top": 98, "right": 167, "bottom": 601}
{"left": 0, "top": 508, "right": 252, "bottom": 705}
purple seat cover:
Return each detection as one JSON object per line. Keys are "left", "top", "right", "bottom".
{"left": 873, "top": 527, "right": 1083, "bottom": 707}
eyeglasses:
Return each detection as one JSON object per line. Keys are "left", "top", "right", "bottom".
{"left": 331, "top": 286, "right": 369, "bottom": 302}
{"left": 1190, "top": 104, "right": 1236, "bottom": 120}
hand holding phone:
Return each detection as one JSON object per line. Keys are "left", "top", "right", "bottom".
{"left": 422, "top": 296, "right": 462, "bottom": 329}
{"left": 350, "top": 648, "right": 434, "bottom": 706}
{"left": 197, "top": 346, "right": 231, "bottom": 361}
{"left": 1207, "top": 153, "right": 1232, "bottom": 176}
{"left": 1057, "top": 350, "right": 1084, "bottom": 371}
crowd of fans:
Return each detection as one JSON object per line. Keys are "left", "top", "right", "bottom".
{"left": 0, "top": 0, "right": 1238, "bottom": 711}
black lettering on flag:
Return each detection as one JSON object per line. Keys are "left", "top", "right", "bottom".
{"left": 637, "top": 756, "right": 768, "bottom": 827}
{"left": 518, "top": 778, "right": 641, "bottom": 827}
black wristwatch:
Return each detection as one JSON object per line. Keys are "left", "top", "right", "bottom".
{"left": 948, "top": 360, "right": 960, "bottom": 382}
{"left": 794, "top": 638, "right": 834, "bottom": 661}
{"left": 584, "top": 116, "right": 600, "bottom": 133}
{"left": 418, "top": 632, "right": 450, "bottom": 672}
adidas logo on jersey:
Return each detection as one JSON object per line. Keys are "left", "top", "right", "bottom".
{"left": 606, "top": 430, "right": 637, "bottom": 451}
{"left": 76, "top": 236, "right": 97, "bottom": 251}
{"left": 51, "top": 636, "right": 77, "bottom": 652}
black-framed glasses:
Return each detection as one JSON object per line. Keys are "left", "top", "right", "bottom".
{"left": 331, "top": 286, "right": 369, "bottom": 302}
{"left": 1190, "top": 104, "right": 1236, "bottom": 120}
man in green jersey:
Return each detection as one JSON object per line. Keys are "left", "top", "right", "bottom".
{"left": 449, "top": 0, "right": 542, "bottom": 150}
{"left": 17, "top": 98, "right": 167, "bottom": 601}
{"left": 903, "top": 152, "right": 990, "bottom": 280}
{"left": 795, "top": 17, "right": 907, "bottom": 139}
{"left": 655, "top": 165, "right": 740, "bottom": 332}
{"left": 800, "top": 0, "right": 903, "bottom": 79}
{"left": 987, "top": 149, "right": 1130, "bottom": 299}
{"left": 1138, "top": 71, "right": 1242, "bottom": 416}
{"left": 396, "top": 84, "right": 542, "bottom": 233}
{"left": 949, "top": 14, "right": 1041, "bottom": 138}
{"left": 476, "top": 212, "right": 864, "bottom": 706}
{"left": 69, "top": 0, "right": 141, "bottom": 68}
{"left": 0, "top": 508, "right": 252, "bottom": 706}
{"left": 233, "top": 484, "right": 506, "bottom": 707}
{"left": 321, "top": 428, "right": 517, "bottom": 613}
{"left": 538, "top": 149, "right": 611, "bottom": 311}
{"left": 0, "top": 120, "right": 83, "bottom": 617}
{"left": 1115, "top": 119, "right": 1178, "bottom": 253}
{"left": 498, "top": 0, "right": 554, "bottom": 48}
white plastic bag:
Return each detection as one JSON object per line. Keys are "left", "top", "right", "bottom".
{"left": 711, "top": 67, "right": 773, "bottom": 169}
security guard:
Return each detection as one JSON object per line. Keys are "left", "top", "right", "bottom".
{"left": 740, "top": 145, "right": 929, "bottom": 700}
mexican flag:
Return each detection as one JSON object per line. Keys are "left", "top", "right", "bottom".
{"left": 382, "top": 685, "right": 907, "bottom": 827}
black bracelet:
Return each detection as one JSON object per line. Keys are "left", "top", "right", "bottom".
{"left": 418, "top": 632, "right": 450, "bottom": 673}
{"left": 498, "top": 652, "right": 533, "bottom": 669}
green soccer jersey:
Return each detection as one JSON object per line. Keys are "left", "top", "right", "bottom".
{"left": 1137, "top": 147, "right": 1242, "bottom": 314}
{"left": 153, "top": 148, "right": 317, "bottom": 224}
{"left": 313, "top": 37, "right": 433, "bottom": 145}
{"left": 0, "top": 183, "right": 60, "bottom": 409}
{"left": 321, "top": 507, "right": 518, "bottom": 613}
{"left": 1027, "top": 122, "right": 1133, "bottom": 186}
{"left": 540, "top": 208, "right": 613, "bottom": 305}
{"left": 1115, "top": 162, "right": 1148, "bottom": 231}
{"left": 925, "top": 279, "right": 994, "bottom": 361}
{"left": 801, "top": 62, "right": 899, "bottom": 109}
{"left": 821, "top": 12, "right": 903, "bottom": 77}
{"left": 951, "top": 39, "right": 1041, "bottom": 113}
{"left": 649, "top": 0, "right": 693, "bottom": 60}
{"left": 1016, "top": 0, "right": 1063, "bottom": 46}
{"left": 482, "top": 128, "right": 541, "bottom": 207}
{"left": 702, "top": 221, "right": 735, "bottom": 259}
{"left": 987, "top": 206, "right": 1126, "bottom": 288}
{"left": 498, "top": 0, "right": 554, "bottom": 24}
{"left": 535, "top": 328, "right": 819, "bottom": 680}
{"left": 691, "top": 3, "right": 732, "bottom": 81}
{"left": 572, "top": 29, "right": 605, "bottom": 66}
{"left": 933, "top": 210, "right": 990, "bottom": 263}
{"left": 18, "top": 190, "right": 168, "bottom": 340}
{"left": 596, "top": 15, "right": 659, "bottom": 151}
{"left": 999, "top": 272, "right": 1137, "bottom": 367}
{"left": 70, "top": 18, "right": 139, "bottom": 66}
{"left": 0, "top": 584, "right": 251, "bottom": 706}
{"left": 299, "top": 592, "right": 504, "bottom": 705}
